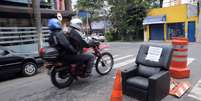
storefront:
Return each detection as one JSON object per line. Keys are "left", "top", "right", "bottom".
{"left": 167, "top": 23, "right": 185, "bottom": 40}
{"left": 143, "top": 15, "right": 166, "bottom": 40}
{"left": 143, "top": 4, "right": 198, "bottom": 42}
{"left": 150, "top": 24, "right": 164, "bottom": 40}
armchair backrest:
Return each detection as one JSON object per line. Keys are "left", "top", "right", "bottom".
{"left": 135, "top": 44, "right": 173, "bottom": 70}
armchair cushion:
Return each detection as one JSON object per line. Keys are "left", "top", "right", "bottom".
{"left": 138, "top": 65, "right": 161, "bottom": 78}
{"left": 127, "top": 76, "right": 149, "bottom": 90}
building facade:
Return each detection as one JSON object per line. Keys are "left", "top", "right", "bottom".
{"left": 0, "top": 0, "right": 72, "bottom": 52}
{"left": 143, "top": 4, "right": 198, "bottom": 42}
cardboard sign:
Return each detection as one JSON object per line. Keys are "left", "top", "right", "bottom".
{"left": 146, "top": 46, "right": 163, "bottom": 62}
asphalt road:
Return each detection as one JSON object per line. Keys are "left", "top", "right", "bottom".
{"left": 0, "top": 42, "right": 201, "bottom": 101}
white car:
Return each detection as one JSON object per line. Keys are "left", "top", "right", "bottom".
{"left": 91, "top": 33, "right": 106, "bottom": 42}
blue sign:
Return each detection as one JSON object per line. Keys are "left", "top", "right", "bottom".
{"left": 78, "top": 11, "right": 90, "bottom": 17}
{"left": 143, "top": 15, "right": 166, "bottom": 25}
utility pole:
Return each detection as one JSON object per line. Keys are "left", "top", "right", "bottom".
{"left": 198, "top": 1, "right": 200, "bottom": 16}
{"left": 160, "top": 0, "right": 163, "bottom": 8}
{"left": 64, "top": 0, "right": 73, "bottom": 11}
{"left": 32, "top": 0, "right": 43, "bottom": 51}
{"left": 86, "top": 12, "right": 89, "bottom": 35}
{"left": 198, "top": 0, "right": 201, "bottom": 42}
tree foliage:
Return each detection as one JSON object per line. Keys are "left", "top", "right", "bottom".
{"left": 75, "top": 0, "right": 106, "bottom": 34}
{"left": 108, "top": 0, "right": 149, "bottom": 41}
{"left": 75, "top": 0, "right": 104, "bottom": 17}
{"left": 75, "top": 0, "right": 161, "bottom": 41}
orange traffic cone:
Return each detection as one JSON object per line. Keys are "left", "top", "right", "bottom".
{"left": 110, "top": 70, "right": 123, "bottom": 101}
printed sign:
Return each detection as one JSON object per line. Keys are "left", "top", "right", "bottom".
{"left": 57, "top": 13, "right": 62, "bottom": 21}
{"left": 145, "top": 46, "right": 162, "bottom": 62}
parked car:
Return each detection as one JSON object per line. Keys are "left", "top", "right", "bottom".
{"left": 0, "top": 47, "right": 43, "bottom": 77}
{"left": 91, "top": 33, "right": 106, "bottom": 42}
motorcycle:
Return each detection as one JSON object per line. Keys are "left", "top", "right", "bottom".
{"left": 39, "top": 38, "right": 114, "bottom": 89}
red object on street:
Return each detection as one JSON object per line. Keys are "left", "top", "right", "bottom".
{"left": 170, "top": 37, "right": 190, "bottom": 78}
{"left": 169, "top": 78, "right": 191, "bottom": 97}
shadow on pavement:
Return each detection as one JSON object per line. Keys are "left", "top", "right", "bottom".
{"left": 0, "top": 74, "right": 21, "bottom": 82}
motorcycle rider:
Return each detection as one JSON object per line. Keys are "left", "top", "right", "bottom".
{"left": 48, "top": 16, "right": 95, "bottom": 77}
{"left": 48, "top": 18, "right": 77, "bottom": 59}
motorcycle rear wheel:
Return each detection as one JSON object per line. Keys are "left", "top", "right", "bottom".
{"left": 50, "top": 67, "right": 74, "bottom": 89}
{"left": 95, "top": 52, "right": 114, "bottom": 75}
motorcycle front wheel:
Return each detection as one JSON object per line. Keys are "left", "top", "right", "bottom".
{"left": 50, "top": 67, "right": 74, "bottom": 89}
{"left": 95, "top": 52, "right": 114, "bottom": 75}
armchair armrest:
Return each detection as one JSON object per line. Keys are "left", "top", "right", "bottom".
{"left": 121, "top": 65, "right": 138, "bottom": 79}
{"left": 148, "top": 71, "right": 170, "bottom": 101}
{"left": 121, "top": 65, "right": 138, "bottom": 94}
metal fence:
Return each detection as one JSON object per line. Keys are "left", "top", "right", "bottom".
{"left": 0, "top": 27, "right": 50, "bottom": 53}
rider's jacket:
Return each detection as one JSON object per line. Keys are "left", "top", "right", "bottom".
{"left": 48, "top": 24, "right": 91, "bottom": 56}
{"left": 48, "top": 30, "right": 77, "bottom": 55}
{"left": 67, "top": 25, "right": 89, "bottom": 54}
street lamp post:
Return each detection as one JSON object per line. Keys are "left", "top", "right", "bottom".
{"left": 86, "top": 12, "right": 89, "bottom": 35}
{"left": 198, "top": 0, "right": 201, "bottom": 42}
{"left": 103, "top": 8, "right": 107, "bottom": 33}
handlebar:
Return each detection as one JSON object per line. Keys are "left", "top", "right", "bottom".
{"left": 91, "top": 37, "right": 99, "bottom": 41}
{"left": 87, "top": 38, "right": 100, "bottom": 47}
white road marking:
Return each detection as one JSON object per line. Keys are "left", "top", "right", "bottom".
{"left": 113, "top": 55, "right": 119, "bottom": 58}
{"left": 114, "top": 55, "right": 134, "bottom": 62}
{"left": 187, "top": 58, "right": 195, "bottom": 66}
{"left": 113, "top": 58, "right": 136, "bottom": 69}
{"left": 188, "top": 79, "right": 201, "bottom": 101}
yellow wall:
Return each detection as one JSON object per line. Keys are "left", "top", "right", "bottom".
{"left": 145, "top": 4, "right": 198, "bottom": 41}
{"left": 148, "top": 5, "right": 187, "bottom": 23}
{"left": 147, "top": 25, "right": 150, "bottom": 40}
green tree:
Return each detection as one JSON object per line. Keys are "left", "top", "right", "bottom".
{"left": 108, "top": 0, "right": 149, "bottom": 41}
{"left": 75, "top": 0, "right": 107, "bottom": 34}
{"left": 75, "top": 0, "right": 105, "bottom": 18}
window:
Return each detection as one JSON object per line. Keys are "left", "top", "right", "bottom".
{"left": 167, "top": 23, "right": 185, "bottom": 40}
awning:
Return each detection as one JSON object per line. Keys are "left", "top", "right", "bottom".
{"left": 143, "top": 15, "right": 166, "bottom": 25}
